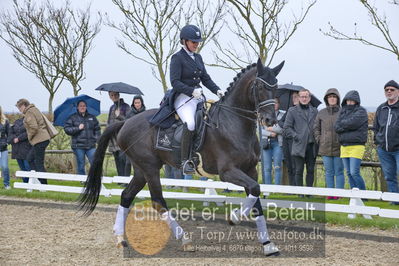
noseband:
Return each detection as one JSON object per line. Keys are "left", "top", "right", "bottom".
{"left": 252, "top": 77, "right": 276, "bottom": 115}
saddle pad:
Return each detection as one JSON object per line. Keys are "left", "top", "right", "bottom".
{"left": 155, "top": 126, "right": 174, "bottom": 151}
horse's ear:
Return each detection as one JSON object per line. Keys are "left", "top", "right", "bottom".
{"left": 257, "top": 57, "right": 264, "bottom": 75}
{"left": 272, "top": 61, "right": 285, "bottom": 77}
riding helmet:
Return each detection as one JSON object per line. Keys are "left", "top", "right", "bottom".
{"left": 180, "top": 25, "right": 203, "bottom": 42}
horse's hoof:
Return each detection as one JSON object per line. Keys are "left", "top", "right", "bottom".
{"left": 228, "top": 208, "right": 241, "bottom": 225}
{"left": 263, "top": 242, "right": 280, "bottom": 256}
{"left": 116, "top": 235, "right": 127, "bottom": 248}
{"left": 182, "top": 236, "right": 195, "bottom": 252}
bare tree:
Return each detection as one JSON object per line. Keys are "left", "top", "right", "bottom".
{"left": 36, "top": 1, "right": 101, "bottom": 96}
{"left": 108, "top": 0, "right": 225, "bottom": 92}
{"left": 0, "top": 0, "right": 64, "bottom": 114}
{"left": 321, "top": 0, "right": 398, "bottom": 61}
{"left": 212, "top": 0, "right": 316, "bottom": 70}
{"left": 107, "top": 0, "right": 185, "bottom": 92}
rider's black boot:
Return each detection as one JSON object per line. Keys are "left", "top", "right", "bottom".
{"left": 181, "top": 123, "right": 195, "bottom": 175}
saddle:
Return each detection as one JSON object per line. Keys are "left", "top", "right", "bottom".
{"left": 155, "top": 102, "right": 208, "bottom": 165}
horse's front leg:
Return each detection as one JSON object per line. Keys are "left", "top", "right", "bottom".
{"left": 220, "top": 167, "right": 279, "bottom": 256}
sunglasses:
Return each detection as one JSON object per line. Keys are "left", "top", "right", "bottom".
{"left": 385, "top": 88, "right": 396, "bottom": 92}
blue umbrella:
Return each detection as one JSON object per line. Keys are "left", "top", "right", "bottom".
{"left": 54, "top": 94, "right": 101, "bottom": 126}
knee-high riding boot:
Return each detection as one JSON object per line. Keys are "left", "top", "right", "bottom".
{"left": 181, "top": 123, "right": 195, "bottom": 175}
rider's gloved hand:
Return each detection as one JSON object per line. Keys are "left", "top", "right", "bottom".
{"left": 217, "top": 90, "right": 225, "bottom": 99}
{"left": 192, "top": 88, "right": 203, "bottom": 99}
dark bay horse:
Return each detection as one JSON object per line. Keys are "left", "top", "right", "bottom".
{"left": 79, "top": 58, "right": 284, "bottom": 255}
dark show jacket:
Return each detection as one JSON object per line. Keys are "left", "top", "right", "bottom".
{"left": 170, "top": 48, "right": 220, "bottom": 97}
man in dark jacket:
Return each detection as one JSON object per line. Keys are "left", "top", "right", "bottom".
{"left": 283, "top": 89, "right": 318, "bottom": 188}
{"left": 279, "top": 92, "right": 299, "bottom": 185}
{"left": 8, "top": 117, "right": 32, "bottom": 183}
{"left": 64, "top": 100, "right": 101, "bottom": 175}
{"left": 373, "top": 80, "right": 399, "bottom": 203}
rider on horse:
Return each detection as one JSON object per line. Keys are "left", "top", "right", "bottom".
{"left": 170, "top": 25, "right": 225, "bottom": 174}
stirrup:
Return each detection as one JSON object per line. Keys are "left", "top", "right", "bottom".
{"left": 182, "top": 160, "right": 195, "bottom": 175}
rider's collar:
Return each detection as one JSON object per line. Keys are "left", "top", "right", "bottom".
{"left": 182, "top": 45, "right": 195, "bottom": 60}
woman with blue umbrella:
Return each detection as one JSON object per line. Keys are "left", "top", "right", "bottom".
{"left": 64, "top": 100, "right": 101, "bottom": 175}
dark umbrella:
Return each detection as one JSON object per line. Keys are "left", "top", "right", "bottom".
{"left": 277, "top": 83, "right": 321, "bottom": 111}
{"left": 53, "top": 94, "right": 101, "bottom": 126}
{"left": 95, "top": 82, "right": 144, "bottom": 95}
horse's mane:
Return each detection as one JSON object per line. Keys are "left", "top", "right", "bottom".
{"left": 222, "top": 63, "right": 257, "bottom": 99}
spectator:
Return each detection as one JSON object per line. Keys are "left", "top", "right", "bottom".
{"left": 0, "top": 106, "right": 11, "bottom": 189}
{"left": 164, "top": 164, "right": 183, "bottom": 189}
{"left": 373, "top": 80, "right": 399, "bottom": 204}
{"left": 283, "top": 89, "right": 318, "bottom": 189}
{"left": 107, "top": 91, "right": 130, "bottom": 177}
{"left": 8, "top": 117, "right": 32, "bottom": 183}
{"left": 125, "top": 95, "right": 146, "bottom": 176}
{"left": 261, "top": 98, "right": 285, "bottom": 185}
{"left": 16, "top": 99, "right": 50, "bottom": 184}
{"left": 314, "top": 89, "right": 344, "bottom": 198}
{"left": 335, "top": 90, "right": 368, "bottom": 190}
{"left": 279, "top": 92, "right": 299, "bottom": 185}
{"left": 64, "top": 100, "right": 101, "bottom": 175}
{"left": 126, "top": 95, "right": 146, "bottom": 119}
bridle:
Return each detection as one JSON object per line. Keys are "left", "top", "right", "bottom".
{"left": 252, "top": 77, "right": 276, "bottom": 114}
{"left": 209, "top": 75, "right": 276, "bottom": 126}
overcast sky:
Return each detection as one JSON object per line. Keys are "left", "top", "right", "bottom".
{"left": 0, "top": 0, "right": 398, "bottom": 113}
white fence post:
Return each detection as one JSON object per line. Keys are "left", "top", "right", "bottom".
{"left": 27, "top": 170, "right": 41, "bottom": 193}
{"left": 101, "top": 184, "right": 111, "bottom": 197}
{"left": 348, "top": 188, "right": 372, "bottom": 219}
{"left": 203, "top": 179, "right": 223, "bottom": 207}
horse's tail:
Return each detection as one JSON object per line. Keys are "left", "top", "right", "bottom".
{"left": 78, "top": 121, "right": 125, "bottom": 215}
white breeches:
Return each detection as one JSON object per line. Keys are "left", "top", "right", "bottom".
{"left": 174, "top": 93, "right": 203, "bottom": 131}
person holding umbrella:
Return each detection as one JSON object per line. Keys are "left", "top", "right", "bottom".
{"left": 108, "top": 91, "right": 130, "bottom": 177}
{"left": 64, "top": 100, "right": 101, "bottom": 175}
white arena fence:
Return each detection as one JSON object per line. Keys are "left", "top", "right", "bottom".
{"left": 13, "top": 171, "right": 399, "bottom": 219}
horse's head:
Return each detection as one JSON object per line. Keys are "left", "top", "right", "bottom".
{"left": 254, "top": 58, "right": 285, "bottom": 126}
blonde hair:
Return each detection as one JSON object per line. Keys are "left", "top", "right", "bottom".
{"left": 0, "top": 106, "right": 7, "bottom": 124}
